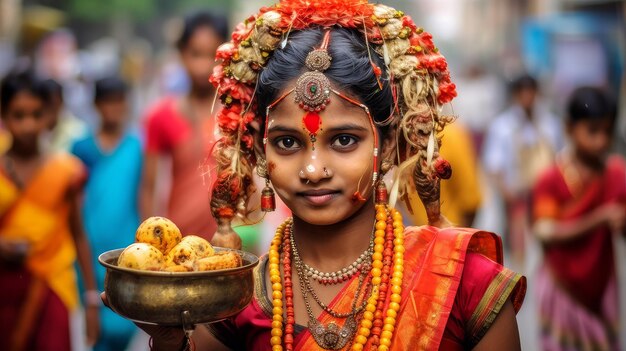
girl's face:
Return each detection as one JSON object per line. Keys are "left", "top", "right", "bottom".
{"left": 2, "top": 91, "right": 48, "bottom": 150}
{"left": 96, "top": 94, "right": 127, "bottom": 129}
{"left": 179, "top": 26, "right": 220, "bottom": 91}
{"left": 265, "top": 93, "right": 378, "bottom": 225}
{"left": 569, "top": 118, "right": 613, "bottom": 165}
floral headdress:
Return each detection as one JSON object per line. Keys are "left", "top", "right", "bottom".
{"left": 209, "top": 0, "right": 457, "bottom": 247}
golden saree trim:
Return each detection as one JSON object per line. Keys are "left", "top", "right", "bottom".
{"left": 466, "top": 268, "right": 523, "bottom": 347}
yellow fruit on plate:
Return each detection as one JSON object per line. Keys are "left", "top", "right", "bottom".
{"left": 196, "top": 251, "right": 242, "bottom": 271}
{"left": 162, "top": 264, "right": 192, "bottom": 272}
{"left": 164, "top": 241, "right": 197, "bottom": 271}
{"left": 135, "top": 216, "right": 182, "bottom": 254}
{"left": 180, "top": 235, "right": 214, "bottom": 258}
{"left": 117, "top": 243, "right": 164, "bottom": 271}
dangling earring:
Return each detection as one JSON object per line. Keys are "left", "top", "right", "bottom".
{"left": 257, "top": 157, "right": 276, "bottom": 212}
{"left": 261, "top": 180, "right": 276, "bottom": 212}
{"left": 376, "top": 179, "right": 388, "bottom": 204}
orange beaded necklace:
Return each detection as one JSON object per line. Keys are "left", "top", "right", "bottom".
{"left": 268, "top": 204, "right": 405, "bottom": 350}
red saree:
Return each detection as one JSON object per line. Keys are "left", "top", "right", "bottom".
{"left": 532, "top": 155, "right": 626, "bottom": 350}
{"left": 206, "top": 226, "right": 525, "bottom": 350}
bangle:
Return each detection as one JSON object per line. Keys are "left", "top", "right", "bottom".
{"left": 83, "top": 290, "right": 102, "bottom": 307}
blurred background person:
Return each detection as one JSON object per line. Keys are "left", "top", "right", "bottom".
{"left": 531, "top": 86, "right": 625, "bottom": 351}
{"left": 140, "top": 11, "right": 227, "bottom": 241}
{"left": 71, "top": 76, "right": 142, "bottom": 351}
{"left": 404, "top": 121, "right": 483, "bottom": 227}
{"left": 41, "top": 78, "right": 87, "bottom": 152}
{"left": 0, "top": 70, "right": 99, "bottom": 351}
{"left": 482, "top": 74, "right": 565, "bottom": 263}
{"left": 533, "top": 87, "right": 626, "bottom": 350}
{"left": 34, "top": 29, "right": 97, "bottom": 127}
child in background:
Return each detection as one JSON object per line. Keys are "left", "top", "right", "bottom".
{"left": 0, "top": 71, "right": 99, "bottom": 350}
{"left": 141, "top": 11, "right": 227, "bottom": 241}
{"left": 532, "top": 86, "right": 625, "bottom": 350}
{"left": 41, "top": 78, "right": 87, "bottom": 152}
{"left": 71, "top": 76, "right": 142, "bottom": 351}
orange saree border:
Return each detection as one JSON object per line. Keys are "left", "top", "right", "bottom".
{"left": 295, "top": 226, "right": 509, "bottom": 350}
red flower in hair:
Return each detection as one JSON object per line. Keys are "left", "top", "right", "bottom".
{"left": 273, "top": 0, "right": 374, "bottom": 29}
{"left": 219, "top": 76, "right": 254, "bottom": 102}
{"left": 217, "top": 105, "right": 243, "bottom": 133}
{"left": 438, "top": 81, "right": 457, "bottom": 104}
{"left": 433, "top": 157, "right": 452, "bottom": 179}
{"left": 241, "top": 134, "right": 254, "bottom": 150}
{"left": 217, "top": 103, "right": 256, "bottom": 133}
{"left": 216, "top": 43, "right": 237, "bottom": 61}
{"left": 402, "top": 15, "right": 418, "bottom": 31}
{"left": 419, "top": 54, "right": 448, "bottom": 72}
{"left": 410, "top": 31, "right": 435, "bottom": 52}
{"left": 210, "top": 65, "right": 225, "bottom": 86}
{"left": 232, "top": 20, "right": 255, "bottom": 43}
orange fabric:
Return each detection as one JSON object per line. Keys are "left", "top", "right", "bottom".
{"left": 533, "top": 194, "right": 559, "bottom": 219}
{"left": 0, "top": 153, "right": 84, "bottom": 310}
{"left": 296, "top": 226, "right": 517, "bottom": 350}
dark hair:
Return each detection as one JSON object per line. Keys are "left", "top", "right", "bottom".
{"left": 41, "top": 79, "right": 63, "bottom": 102}
{"left": 510, "top": 74, "right": 538, "bottom": 94}
{"left": 94, "top": 76, "right": 128, "bottom": 102}
{"left": 567, "top": 86, "right": 617, "bottom": 125}
{"left": 177, "top": 11, "right": 229, "bottom": 49}
{"left": 1, "top": 71, "right": 49, "bottom": 114}
{"left": 257, "top": 27, "right": 393, "bottom": 134}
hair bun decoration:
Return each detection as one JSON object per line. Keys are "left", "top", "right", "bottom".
{"left": 208, "top": 0, "right": 457, "bottom": 247}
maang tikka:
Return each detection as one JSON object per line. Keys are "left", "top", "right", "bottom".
{"left": 294, "top": 30, "right": 332, "bottom": 150}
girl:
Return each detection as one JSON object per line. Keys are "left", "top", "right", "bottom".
{"left": 532, "top": 86, "right": 625, "bottom": 350}
{"left": 0, "top": 71, "right": 99, "bottom": 350}
{"left": 124, "top": 1, "right": 526, "bottom": 350}
{"left": 72, "top": 76, "right": 142, "bottom": 351}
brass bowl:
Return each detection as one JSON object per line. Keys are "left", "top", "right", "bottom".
{"left": 99, "top": 247, "right": 259, "bottom": 326}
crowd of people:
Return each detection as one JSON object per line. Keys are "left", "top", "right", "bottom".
{"left": 0, "top": 1, "right": 624, "bottom": 350}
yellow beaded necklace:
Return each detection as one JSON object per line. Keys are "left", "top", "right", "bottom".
{"left": 268, "top": 205, "right": 405, "bottom": 350}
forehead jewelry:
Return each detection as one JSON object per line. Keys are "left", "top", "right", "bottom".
{"left": 294, "top": 30, "right": 332, "bottom": 150}
{"left": 264, "top": 31, "right": 379, "bottom": 184}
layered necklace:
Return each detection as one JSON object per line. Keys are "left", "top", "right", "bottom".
{"left": 268, "top": 204, "right": 406, "bottom": 351}
{"left": 291, "top": 228, "right": 372, "bottom": 349}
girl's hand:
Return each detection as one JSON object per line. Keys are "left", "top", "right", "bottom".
{"left": 100, "top": 292, "right": 187, "bottom": 351}
{"left": 85, "top": 305, "right": 100, "bottom": 346}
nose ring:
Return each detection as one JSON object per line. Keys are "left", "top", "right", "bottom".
{"left": 323, "top": 167, "right": 330, "bottom": 177}
{"left": 299, "top": 170, "right": 305, "bottom": 178}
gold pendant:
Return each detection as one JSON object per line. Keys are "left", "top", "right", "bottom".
{"left": 308, "top": 315, "right": 357, "bottom": 350}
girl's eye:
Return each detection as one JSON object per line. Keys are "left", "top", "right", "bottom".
{"left": 275, "top": 136, "right": 301, "bottom": 150}
{"left": 331, "top": 135, "right": 358, "bottom": 149}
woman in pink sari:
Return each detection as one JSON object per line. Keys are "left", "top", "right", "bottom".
{"left": 532, "top": 87, "right": 625, "bottom": 350}
{"left": 141, "top": 12, "right": 228, "bottom": 240}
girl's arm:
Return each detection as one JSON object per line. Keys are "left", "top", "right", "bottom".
{"left": 69, "top": 190, "right": 100, "bottom": 345}
{"left": 534, "top": 202, "right": 624, "bottom": 244}
{"left": 471, "top": 301, "right": 521, "bottom": 351}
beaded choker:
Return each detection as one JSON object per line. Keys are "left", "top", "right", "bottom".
{"left": 293, "top": 227, "right": 374, "bottom": 285}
